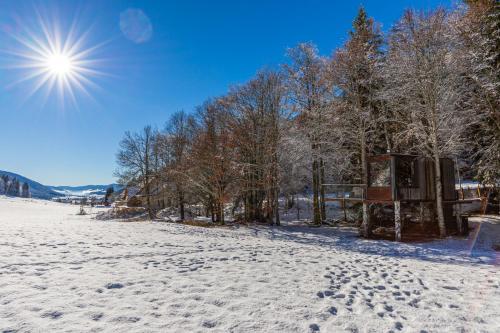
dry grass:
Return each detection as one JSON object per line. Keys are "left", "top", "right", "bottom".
{"left": 95, "top": 206, "right": 147, "bottom": 221}
{"left": 177, "top": 220, "right": 230, "bottom": 228}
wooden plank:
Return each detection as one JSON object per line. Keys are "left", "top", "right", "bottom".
{"left": 324, "top": 198, "right": 364, "bottom": 202}
{"left": 367, "top": 154, "right": 392, "bottom": 162}
{"left": 367, "top": 187, "right": 392, "bottom": 201}
{"left": 364, "top": 199, "right": 394, "bottom": 204}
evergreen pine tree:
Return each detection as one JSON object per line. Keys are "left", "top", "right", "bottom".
{"left": 7, "top": 178, "right": 20, "bottom": 196}
{"left": 21, "top": 182, "right": 30, "bottom": 198}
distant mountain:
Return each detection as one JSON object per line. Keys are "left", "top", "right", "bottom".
{"left": 0, "top": 170, "right": 62, "bottom": 200}
{"left": 0, "top": 170, "right": 121, "bottom": 200}
{"left": 50, "top": 184, "right": 122, "bottom": 198}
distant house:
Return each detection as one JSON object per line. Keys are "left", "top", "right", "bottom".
{"left": 119, "top": 180, "right": 172, "bottom": 211}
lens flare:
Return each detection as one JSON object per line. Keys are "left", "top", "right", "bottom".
{"left": 46, "top": 53, "right": 74, "bottom": 76}
{"left": 3, "top": 9, "right": 107, "bottom": 107}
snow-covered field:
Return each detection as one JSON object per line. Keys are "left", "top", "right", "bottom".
{"left": 0, "top": 196, "right": 499, "bottom": 333}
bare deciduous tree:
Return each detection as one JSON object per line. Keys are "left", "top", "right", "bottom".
{"left": 115, "top": 125, "right": 157, "bottom": 218}
{"left": 285, "top": 43, "right": 330, "bottom": 224}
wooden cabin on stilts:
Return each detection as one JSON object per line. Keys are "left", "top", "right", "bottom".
{"left": 325, "top": 153, "right": 475, "bottom": 241}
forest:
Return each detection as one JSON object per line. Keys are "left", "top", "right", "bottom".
{"left": 115, "top": 1, "right": 499, "bottom": 230}
{"left": 0, "top": 175, "right": 30, "bottom": 198}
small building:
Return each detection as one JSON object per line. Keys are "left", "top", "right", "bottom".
{"left": 117, "top": 182, "right": 171, "bottom": 212}
{"left": 363, "top": 153, "right": 464, "bottom": 241}
{"left": 366, "top": 154, "right": 456, "bottom": 202}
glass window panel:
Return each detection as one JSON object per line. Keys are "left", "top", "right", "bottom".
{"left": 369, "top": 160, "right": 391, "bottom": 187}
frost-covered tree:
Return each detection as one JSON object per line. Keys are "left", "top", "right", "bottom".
{"left": 7, "top": 177, "right": 20, "bottom": 196}
{"left": 453, "top": 0, "right": 499, "bottom": 185}
{"left": 284, "top": 43, "right": 331, "bottom": 224}
{"left": 1, "top": 175, "right": 9, "bottom": 194}
{"left": 382, "top": 9, "right": 469, "bottom": 237}
{"left": 330, "top": 7, "right": 384, "bottom": 187}
{"left": 229, "top": 70, "right": 285, "bottom": 224}
{"left": 21, "top": 182, "right": 30, "bottom": 198}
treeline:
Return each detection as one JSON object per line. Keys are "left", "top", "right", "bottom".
{"left": 0, "top": 175, "right": 30, "bottom": 198}
{"left": 116, "top": 1, "right": 499, "bottom": 232}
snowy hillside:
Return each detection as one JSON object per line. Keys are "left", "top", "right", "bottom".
{"left": 0, "top": 170, "right": 62, "bottom": 199}
{"left": 50, "top": 184, "right": 122, "bottom": 198}
{"left": 0, "top": 196, "right": 498, "bottom": 332}
{"left": 0, "top": 170, "right": 119, "bottom": 199}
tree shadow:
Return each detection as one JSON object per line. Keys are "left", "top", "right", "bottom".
{"left": 236, "top": 217, "right": 499, "bottom": 266}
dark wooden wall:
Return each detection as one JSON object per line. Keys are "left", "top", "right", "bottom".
{"left": 368, "top": 155, "right": 456, "bottom": 202}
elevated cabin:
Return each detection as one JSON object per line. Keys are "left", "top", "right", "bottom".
{"left": 366, "top": 154, "right": 456, "bottom": 203}
{"left": 363, "top": 154, "right": 462, "bottom": 241}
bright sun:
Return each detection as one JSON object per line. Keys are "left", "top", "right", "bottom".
{"left": 46, "top": 53, "right": 74, "bottom": 77}
{"left": 6, "top": 11, "right": 106, "bottom": 106}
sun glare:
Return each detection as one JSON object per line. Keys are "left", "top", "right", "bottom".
{"left": 5, "top": 10, "right": 106, "bottom": 107}
{"left": 46, "top": 53, "right": 74, "bottom": 77}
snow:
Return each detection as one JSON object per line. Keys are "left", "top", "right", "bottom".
{"left": 52, "top": 188, "right": 105, "bottom": 197}
{"left": 0, "top": 196, "right": 499, "bottom": 332}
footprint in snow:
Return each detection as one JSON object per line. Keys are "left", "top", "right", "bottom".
{"left": 309, "top": 323, "right": 320, "bottom": 332}
{"left": 105, "top": 283, "right": 124, "bottom": 289}
{"left": 91, "top": 313, "right": 104, "bottom": 321}
{"left": 113, "top": 316, "right": 141, "bottom": 323}
{"left": 442, "top": 286, "right": 459, "bottom": 290}
{"left": 41, "top": 311, "right": 63, "bottom": 319}
{"left": 202, "top": 320, "right": 217, "bottom": 328}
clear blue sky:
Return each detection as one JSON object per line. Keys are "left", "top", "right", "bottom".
{"left": 0, "top": 0, "right": 452, "bottom": 186}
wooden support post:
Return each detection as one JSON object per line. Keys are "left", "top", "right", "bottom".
{"left": 455, "top": 204, "right": 462, "bottom": 235}
{"left": 419, "top": 202, "right": 425, "bottom": 224}
{"left": 394, "top": 201, "right": 401, "bottom": 242}
{"left": 362, "top": 202, "right": 370, "bottom": 237}
{"left": 343, "top": 197, "right": 347, "bottom": 222}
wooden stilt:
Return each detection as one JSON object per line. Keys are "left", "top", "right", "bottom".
{"left": 362, "top": 202, "right": 370, "bottom": 237}
{"left": 455, "top": 204, "right": 462, "bottom": 235}
{"left": 419, "top": 202, "right": 425, "bottom": 224}
{"left": 395, "top": 201, "right": 401, "bottom": 242}
{"left": 343, "top": 197, "right": 347, "bottom": 222}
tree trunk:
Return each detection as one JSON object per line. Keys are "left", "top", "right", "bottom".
{"left": 211, "top": 200, "right": 215, "bottom": 223}
{"left": 360, "top": 130, "right": 368, "bottom": 186}
{"left": 320, "top": 157, "right": 326, "bottom": 222}
{"left": 432, "top": 150, "right": 446, "bottom": 238}
{"left": 312, "top": 154, "right": 321, "bottom": 225}
{"left": 145, "top": 178, "right": 153, "bottom": 219}
{"left": 219, "top": 193, "right": 225, "bottom": 224}
{"left": 274, "top": 185, "right": 280, "bottom": 226}
{"left": 383, "top": 122, "right": 392, "bottom": 152}
{"left": 178, "top": 189, "right": 185, "bottom": 221}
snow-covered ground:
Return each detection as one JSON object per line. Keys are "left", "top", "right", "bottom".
{"left": 0, "top": 196, "right": 498, "bottom": 333}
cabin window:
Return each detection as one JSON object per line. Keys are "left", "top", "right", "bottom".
{"left": 396, "top": 158, "right": 419, "bottom": 188}
{"left": 369, "top": 160, "right": 391, "bottom": 187}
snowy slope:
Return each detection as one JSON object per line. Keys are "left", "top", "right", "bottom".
{"left": 0, "top": 170, "right": 62, "bottom": 199}
{"left": 49, "top": 184, "right": 122, "bottom": 198}
{"left": 0, "top": 196, "right": 498, "bottom": 333}
{"left": 0, "top": 170, "right": 120, "bottom": 199}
